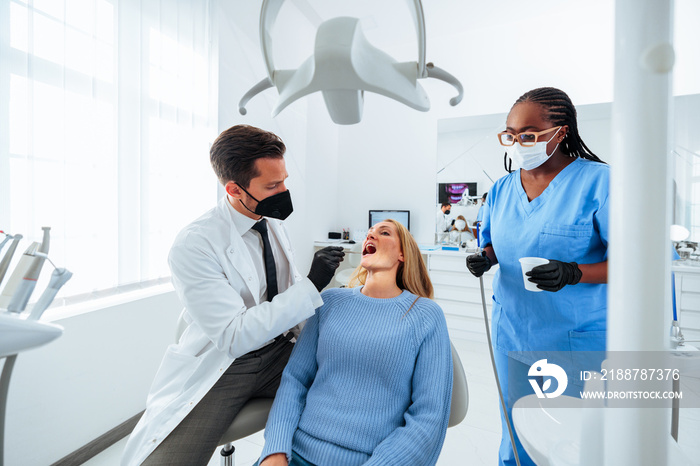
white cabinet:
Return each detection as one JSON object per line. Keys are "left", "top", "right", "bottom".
{"left": 427, "top": 251, "right": 496, "bottom": 342}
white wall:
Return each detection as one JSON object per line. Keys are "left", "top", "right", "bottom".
{"left": 4, "top": 289, "right": 181, "bottom": 465}
{"left": 334, "top": 98, "right": 438, "bottom": 245}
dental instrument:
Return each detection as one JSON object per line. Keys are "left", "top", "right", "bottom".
{"left": 475, "top": 250, "right": 522, "bottom": 466}
{"left": 0, "top": 234, "right": 23, "bottom": 287}
{"left": 239, "top": 0, "right": 464, "bottom": 125}
{"left": 0, "top": 242, "right": 38, "bottom": 310}
{"left": 26, "top": 252, "right": 72, "bottom": 320}
{"left": 4, "top": 227, "right": 50, "bottom": 313}
{"left": 0, "top": 234, "right": 10, "bottom": 255}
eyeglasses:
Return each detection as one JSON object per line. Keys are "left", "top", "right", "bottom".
{"left": 497, "top": 126, "right": 562, "bottom": 147}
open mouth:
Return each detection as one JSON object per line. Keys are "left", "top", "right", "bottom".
{"left": 363, "top": 243, "right": 377, "bottom": 256}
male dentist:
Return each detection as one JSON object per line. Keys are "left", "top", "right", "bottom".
{"left": 122, "top": 125, "right": 344, "bottom": 465}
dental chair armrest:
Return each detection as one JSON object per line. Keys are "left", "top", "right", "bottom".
{"left": 239, "top": 77, "right": 274, "bottom": 115}
{"left": 426, "top": 63, "right": 463, "bottom": 106}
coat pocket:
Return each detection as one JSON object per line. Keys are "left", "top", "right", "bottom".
{"left": 147, "top": 346, "right": 201, "bottom": 406}
{"left": 539, "top": 223, "right": 594, "bottom": 261}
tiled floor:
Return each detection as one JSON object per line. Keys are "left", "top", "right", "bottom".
{"left": 82, "top": 338, "right": 700, "bottom": 466}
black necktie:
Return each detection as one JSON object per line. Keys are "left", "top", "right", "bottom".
{"left": 251, "top": 220, "right": 278, "bottom": 301}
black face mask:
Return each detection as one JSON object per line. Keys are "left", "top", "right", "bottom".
{"left": 444, "top": 209, "right": 451, "bottom": 215}
{"left": 238, "top": 185, "right": 294, "bottom": 220}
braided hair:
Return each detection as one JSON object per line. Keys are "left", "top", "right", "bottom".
{"left": 503, "top": 87, "right": 605, "bottom": 173}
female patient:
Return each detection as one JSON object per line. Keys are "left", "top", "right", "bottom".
{"left": 256, "top": 219, "right": 453, "bottom": 466}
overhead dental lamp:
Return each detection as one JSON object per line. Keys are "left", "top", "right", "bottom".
{"left": 238, "top": 0, "right": 464, "bottom": 125}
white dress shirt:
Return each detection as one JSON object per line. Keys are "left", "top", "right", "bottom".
{"left": 228, "top": 201, "right": 289, "bottom": 302}
{"left": 227, "top": 200, "right": 292, "bottom": 348}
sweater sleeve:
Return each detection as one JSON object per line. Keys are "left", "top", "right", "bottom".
{"left": 364, "top": 309, "right": 453, "bottom": 466}
{"left": 259, "top": 307, "right": 321, "bottom": 463}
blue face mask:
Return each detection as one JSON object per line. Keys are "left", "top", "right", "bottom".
{"left": 506, "top": 127, "right": 561, "bottom": 171}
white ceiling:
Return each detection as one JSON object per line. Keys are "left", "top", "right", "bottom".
{"left": 286, "top": 0, "right": 587, "bottom": 48}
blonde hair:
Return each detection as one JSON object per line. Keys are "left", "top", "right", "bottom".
{"left": 348, "top": 219, "right": 434, "bottom": 299}
{"left": 451, "top": 215, "right": 468, "bottom": 232}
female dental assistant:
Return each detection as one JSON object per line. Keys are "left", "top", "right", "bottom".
{"left": 466, "top": 87, "right": 609, "bottom": 466}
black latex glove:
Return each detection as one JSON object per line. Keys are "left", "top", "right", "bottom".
{"left": 450, "top": 219, "right": 456, "bottom": 226}
{"left": 307, "top": 246, "right": 345, "bottom": 291}
{"left": 526, "top": 260, "right": 582, "bottom": 292}
{"left": 466, "top": 251, "right": 492, "bottom": 278}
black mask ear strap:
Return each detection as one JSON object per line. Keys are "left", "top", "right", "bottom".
{"left": 235, "top": 183, "right": 260, "bottom": 203}
{"left": 234, "top": 183, "right": 260, "bottom": 215}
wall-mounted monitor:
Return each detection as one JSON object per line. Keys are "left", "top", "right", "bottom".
{"left": 438, "top": 182, "right": 477, "bottom": 204}
{"left": 369, "top": 210, "right": 410, "bottom": 231}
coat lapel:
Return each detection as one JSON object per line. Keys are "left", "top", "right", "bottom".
{"left": 216, "top": 198, "right": 261, "bottom": 304}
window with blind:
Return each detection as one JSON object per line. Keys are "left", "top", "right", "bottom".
{"left": 0, "top": 0, "right": 219, "bottom": 308}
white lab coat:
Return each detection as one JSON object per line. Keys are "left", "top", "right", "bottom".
{"left": 121, "top": 197, "right": 323, "bottom": 466}
{"left": 436, "top": 208, "right": 450, "bottom": 233}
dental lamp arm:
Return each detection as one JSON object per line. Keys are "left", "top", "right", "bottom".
{"left": 426, "top": 63, "right": 464, "bottom": 106}
{"left": 238, "top": 77, "right": 274, "bottom": 115}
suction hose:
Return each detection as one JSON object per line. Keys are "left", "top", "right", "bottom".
{"left": 478, "top": 273, "right": 521, "bottom": 466}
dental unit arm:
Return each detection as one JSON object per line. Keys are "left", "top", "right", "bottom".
{"left": 239, "top": 0, "right": 464, "bottom": 124}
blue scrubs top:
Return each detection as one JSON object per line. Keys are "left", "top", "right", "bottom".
{"left": 480, "top": 158, "right": 609, "bottom": 364}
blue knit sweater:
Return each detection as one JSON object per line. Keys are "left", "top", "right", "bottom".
{"left": 260, "top": 287, "right": 453, "bottom": 466}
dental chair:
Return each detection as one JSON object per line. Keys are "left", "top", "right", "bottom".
{"left": 175, "top": 316, "right": 468, "bottom": 465}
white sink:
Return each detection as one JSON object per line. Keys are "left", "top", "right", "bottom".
{"left": 0, "top": 311, "right": 63, "bottom": 358}
{"left": 512, "top": 395, "right": 583, "bottom": 466}
{"left": 513, "top": 394, "right": 692, "bottom": 465}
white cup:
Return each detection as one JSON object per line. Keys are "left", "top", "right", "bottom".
{"left": 519, "top": 257, "right": 549, "bottom": 292}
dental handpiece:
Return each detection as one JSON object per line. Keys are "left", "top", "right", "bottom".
{"left": 4, "top": 243, "right": 41, "bottom": 313}
{"left": 28, "top": 267, "right": 73, "bottom": 320}
{"left": 5, "top": 227, "right": 50, "bottom": 313}
{"left": 0, "top": 234, "right": 23, "bottom": 287}
{"left": 0, "top": 233, "right": 11, "bottom": 253}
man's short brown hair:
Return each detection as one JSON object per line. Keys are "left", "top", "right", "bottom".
{"left": 209, "top": 125, "right": 286, "bottom": 188}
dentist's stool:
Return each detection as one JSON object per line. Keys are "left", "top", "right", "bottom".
{"left": 175, "top": 317, "right": 271, "bottom": 466}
